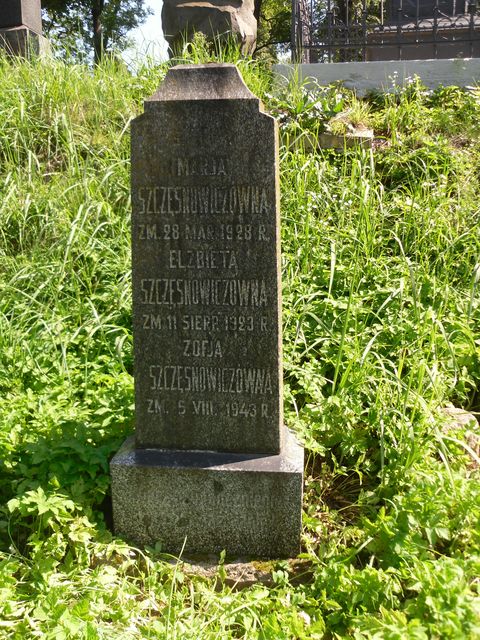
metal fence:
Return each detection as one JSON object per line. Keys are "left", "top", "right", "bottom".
{"left": 292, "top": 0, "right": 480, "bottom": 62}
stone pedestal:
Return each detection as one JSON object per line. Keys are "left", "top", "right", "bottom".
{"left": 111, "top": 427, "right": 303, "bottom": 557}
{"left": 0, "top": 0, "right": 47, "bottom": 57}
{"left": 111, "top": 64, "right": 304, "bottom": 558}
{"left": 0, "top": 27, "right": 48, "bottom": 56}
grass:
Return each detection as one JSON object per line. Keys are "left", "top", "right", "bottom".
{"left": 0, "top": 46, "right": 479, "bottom": 638}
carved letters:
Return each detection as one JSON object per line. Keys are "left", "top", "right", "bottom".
{"left": 132, "top": 80, "right": 281, "bottom": 454}
{"left": 137, "top": 184, "right": 268, "bottom": 216}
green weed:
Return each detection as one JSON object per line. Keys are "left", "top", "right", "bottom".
{"left": 0, "top": 49, "right": 479, "bottom": 638}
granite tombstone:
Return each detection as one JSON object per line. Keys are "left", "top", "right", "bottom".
{"left": 111, "top": 64, "right": 304, "bottom": 558}
{"left": 0, "top": 0, "right": 48, "bottom": 56}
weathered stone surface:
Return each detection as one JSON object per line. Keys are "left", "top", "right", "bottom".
{"left": 165, "top": 556, "right": 313, "bottom": 589}
{"left": 111, "top": 427, "right": 303, "bottom": 557}
{"left": 1, "top": 0, "right": 43, "bottom": 34}
{"left": 161, "top": 0, "right": 257, "bottom": 56}
{"left": 0, "top": 27, "right": 48, "bottom": 56}
{"left": 182, "top": 558, "right": 277, "bottom": 589}
{"left": 0, "top": 0, "right": 46, "bottom": 57}
{"left": 131, "top": 65, "right": 282, "bottom": 455}
{"left": 111, "top": 64, "right": 304, "bottom": 558}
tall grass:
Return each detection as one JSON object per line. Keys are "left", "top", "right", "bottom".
{"left": 0, "top": 49, "right": 479, "bottom": 638}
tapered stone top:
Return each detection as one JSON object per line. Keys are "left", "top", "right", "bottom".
{"left": 131, "top": 64, "right": 282, "bottom": 455}
{"left": 1, "top": 0, "right": 43, "bottom": 34}
{"left": 147, "top": 64, "right": 256, "bottom": 102}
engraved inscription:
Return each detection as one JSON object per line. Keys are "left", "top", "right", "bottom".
{"left": 182, "top": 314, "right": 220, "bottom": 331}
{"left": 224, "top": 316, "right": 253, "bottom": 332}
{"left": 130, "top": 72, "right": 282, "bottom": 455}
{"left": 140, "top": 278, "right": 267, "bottom": 307}
{"left": 181, "top": 314, "right": 268, "bottom": 332}
{"left": 148, "top": 155, "right": 229, "bottom": 177}
{"left": 184, "top": 224, "right": 213, "bottom": 241}
{"left": 183, "top": 339, "right": 223, "bottom": 358}
{"left": 141, "top": 314, "right": 269, "bottom": 333}
{"left": 193, "top": 400, "right": 215, "bottom": 415}
{"left": 225, "top": 402, "right": 269, "bottom": 417}
{"left": 147, "top": 398, "right": 167, "bottom": 414}
{"left": 174, "top": 156, "right": 228, "bottom": 177}
{"left": 169, "top": 250, "right": 238, "bottom": 270}
{"left": 142, "top": 314, "right": 177, "bottom": 330}
{"left": 138, "top": 224, "right": 180, "bottom": 240}
{"left": 149, "top": 365, "right": 273, "bottom": 394}
{"left": 137, "top": 185, "right": 269, "bottom": 215}
{"left": 137, "top": 223, "right": 268, "bottom": 242}
{"left": 145, "top": 397, "right": 271, "bottom": 418}
{"left": 226, "top": 402, "right": 257, "bottom": 417}
{"left": 185, "top": 223, "right": 267, "bottom": 241}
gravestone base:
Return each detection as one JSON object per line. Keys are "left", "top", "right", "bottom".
{"left": 111, "top": 426, "right": 303, "bottom": 558}
{"left": 0, "top": 27, "right": 49, "bottom": 56}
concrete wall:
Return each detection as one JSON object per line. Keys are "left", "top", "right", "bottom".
{"left": 274, "top": 58, "right": 480, "bottom": 95}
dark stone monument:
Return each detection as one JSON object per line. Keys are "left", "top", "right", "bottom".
{"left": 111, "top": 64, "right": 304, "bottom": 558}
{"left": 0, "top": 0, "right": 48, "bottom": 56}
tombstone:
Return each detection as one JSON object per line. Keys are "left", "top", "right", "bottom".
{"left": 110, "top": 64, "right": 304, "bottom": 558}
{"left": 161, "top": 0, "right": 257, "bottom": 57}
{"left": 0, "top": 0, "right": 48, "bottom": 57}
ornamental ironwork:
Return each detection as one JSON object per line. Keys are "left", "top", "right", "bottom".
{"left": 292, "top": 0, "right": 480, "bottom": 61}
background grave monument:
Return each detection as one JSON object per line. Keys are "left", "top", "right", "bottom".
{"left": 161, "top": 0, "right": 257, "bottom": 57}
{"left": 111, "top": 64, "right": 304, "bottom": 558}
{"left": 0, "top": 0, "right": 48, "bottom": 56}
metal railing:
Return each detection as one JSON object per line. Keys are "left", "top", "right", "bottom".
{"left": 292, "top": 0, "right": 480, "bottom": 62}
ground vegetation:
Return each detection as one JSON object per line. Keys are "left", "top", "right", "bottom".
{"left": 0, "top": 47, "right": 479, "bottom": 637}
{"left": 42, "top": 0, "right": 151, "bottom": 62}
